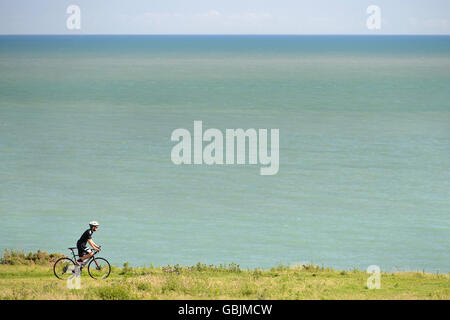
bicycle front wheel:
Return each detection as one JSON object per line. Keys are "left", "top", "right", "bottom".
{"left": 53, "top": 257, "right": 77, "bottom": 280}
{"left": 88, "top": 257, "right": 111, "bottom": 279}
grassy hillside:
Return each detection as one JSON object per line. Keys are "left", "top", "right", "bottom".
{"left": 0, "top": 250, "right": 448, "bottom": 300}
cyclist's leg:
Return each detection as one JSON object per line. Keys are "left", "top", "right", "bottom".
{"left": 77, "top": 247, "right": 93, "bottom": 264}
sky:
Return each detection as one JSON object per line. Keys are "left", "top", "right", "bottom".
{"left": 0, "top": 0, "right": 449, "bottom": 35}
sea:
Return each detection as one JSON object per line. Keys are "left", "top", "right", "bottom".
{"left": 0, "top": 35, "right": 449, "bottom": 271}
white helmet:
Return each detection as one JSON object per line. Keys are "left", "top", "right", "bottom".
{"left": 89, "top": 221, "right": 99, "bottom": 227}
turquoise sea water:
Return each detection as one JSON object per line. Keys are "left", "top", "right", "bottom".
{"left": 0, "top": 36, "right": 449, "bottom": 271}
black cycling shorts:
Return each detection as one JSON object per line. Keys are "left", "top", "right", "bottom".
{"left": 77, "top": 245, "right": 92, "bottom": 257}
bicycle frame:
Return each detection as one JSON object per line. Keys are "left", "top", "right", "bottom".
{"left": 67, "top": 247, "right": 101, "bottom": 268}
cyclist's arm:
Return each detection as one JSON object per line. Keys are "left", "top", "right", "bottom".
{"left": 88, "top": 238, "right": 100, "bottom": 251}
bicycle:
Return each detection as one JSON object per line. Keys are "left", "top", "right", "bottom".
{"left": 53, "top": 246, "right": 111, "bottom": 280}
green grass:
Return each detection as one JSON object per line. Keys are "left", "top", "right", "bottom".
{"left": 0, "top": 251, "right": 448, "bottom": 300}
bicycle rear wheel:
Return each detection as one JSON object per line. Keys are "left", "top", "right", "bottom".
{"left": 53, "top": 257, "right": 76, "bottom": 280}
{"left": 88, "top": 257, "right": 111, "bottom": 279}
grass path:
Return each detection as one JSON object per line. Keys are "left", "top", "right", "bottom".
{"left": 0, "top": 264, "right": 448, "bottom": 300}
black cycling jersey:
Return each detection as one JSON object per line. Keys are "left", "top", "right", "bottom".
{"left": 77, "top": 229, "right": 93, "bottom": 247}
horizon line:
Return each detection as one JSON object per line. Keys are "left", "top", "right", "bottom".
{"left": 1, "top": 33, "right": 450, "bottom": 36}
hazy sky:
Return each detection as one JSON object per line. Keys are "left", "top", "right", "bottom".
{"left": 1, "top": 0, "right": 449, "bottom": 35}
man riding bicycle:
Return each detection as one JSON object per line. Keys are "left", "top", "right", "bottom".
{"left": 76, "top": 221, "right": 100, "bottom": 266}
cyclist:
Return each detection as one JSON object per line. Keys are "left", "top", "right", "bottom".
{"left": 76, "top": 221, "right": 100, "bottom": 266}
